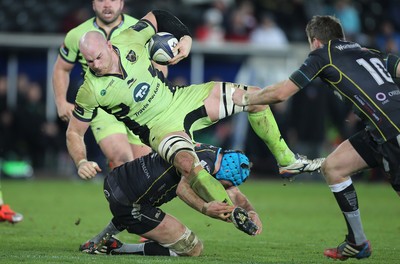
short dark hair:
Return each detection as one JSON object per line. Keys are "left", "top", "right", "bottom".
{"left": 305, "top": 15, "right": 345, "bottom": 44}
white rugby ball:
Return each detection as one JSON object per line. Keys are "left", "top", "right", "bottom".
{"left": 148, "top": 32, "right": 178, "bottom": 65}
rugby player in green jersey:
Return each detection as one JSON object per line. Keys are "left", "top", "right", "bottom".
{"left": 66, "top": 10, "right": 324, "bottom": 221}
{"left": 53, "top": 0, "right": 165, "bottom": 169}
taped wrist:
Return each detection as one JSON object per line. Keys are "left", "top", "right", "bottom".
{"left": 152, "top": 9, "right": 191, "bottom": 39}
{"left": 190, "top": 169, "right": 234, "bottom": 205}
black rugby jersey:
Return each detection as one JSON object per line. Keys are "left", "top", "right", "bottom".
{"left": 107, "top": 143, "right": 220, "bottom": 206}
{"left": 290, "top": 39, "right": 400, "bottom": 143}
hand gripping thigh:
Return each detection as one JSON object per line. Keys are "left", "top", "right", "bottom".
{"left": 219, "top": 82, "right": 249, "bottom": 119}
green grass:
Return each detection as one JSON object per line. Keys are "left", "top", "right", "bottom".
{"left": 1, "top": 178, "right": 399, "bottom": 263}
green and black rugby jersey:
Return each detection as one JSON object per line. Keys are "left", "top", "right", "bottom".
{"left": 108, "top": 143, "right": 220, "bottom": 206}
{"left": 59, "top": 14, "right": 139, "bottom": 72}
{"left": 290, "top": 39, "right": 400, "bottom": 143}
{"left": 73, "top": 19, "right": 174, "bottom": 145}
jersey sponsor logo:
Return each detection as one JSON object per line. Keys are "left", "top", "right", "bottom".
{"left": 133, "top": 83, "right": 160, "bottom": 117}
{"left": 100, "top": 80, "right": 115, "bottom": 96}
{"left": 139, "top": 157, "right": 151, "bottom": 179}
{"left": 74, "top": 104, "right": 84, "bottom": 116}
{"left": 131, "top": 204, "right": 142, "bottom": 221}
{"left": 130, "top": 21, "right": 148, "bottom": 32}
{"left": 61, "top": 44, "right": 69, "bottom": 56}
{"left": 200, "top": 160, "right": 211, "bottom": 173}
{"left": 126, "top": 50, "right": 137, "bottom": 63}
{"left": 388, "top": 89, "right": 400, "bottom": 96}
{"left": 376, "top": 92, "right": 389, "bottom": 105}
{"left": 103, "top": 189, "right": 110, "bottom": 199}
{"left": 154, "top": 209, "right": 162, "bottom": 219}
{"left": 335, "top": 43, "right": 361, "bottom": 51}
{"left": 376, "top": 92, "right": 387, "bottom": 101}
{"left": 133, "top": 83, "right": 150, "bottom": 102}
{"left": 375, "top": 93, "right": 386, "bottom": 102}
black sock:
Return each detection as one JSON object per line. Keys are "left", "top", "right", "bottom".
{"left": 143, "top": 241, "right": 173, "bottom": 256}
{"left": 332, "top": 183, "right": 366, "bottom": 244}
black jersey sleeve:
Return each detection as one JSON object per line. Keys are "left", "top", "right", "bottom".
{"left": 289, "top": 53, "right": 323, "bottom": 89}
{"left": 152, "top": 10, "right": 191, "bottom": 39}
{"left": 386, "top": 53, "right": 400, "bottom": 78}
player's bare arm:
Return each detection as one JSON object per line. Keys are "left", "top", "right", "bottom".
{"left": 52, "top": 56, "right": 75, "bottom": 122}
{"left": 233, "top": 79, "right": 300, "bottom": 106}
{"left": 176, "top": 176, "right": 233, "bottom": 221}
{"left": 66, "top": 117, "right": 102, "bottom": 179}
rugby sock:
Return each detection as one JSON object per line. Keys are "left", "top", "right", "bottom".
{"left": 112, "top": 241, "right": 178, "bottom": 256}
{"left": 190, "top": 169, "right": 234, "bottom": 205}
{"left": 91, "top": 221, "right": 121, "bottom": 244}
{"left": 329, "top": 179, "right": 367, "bottom": 245}
{"left": 248, "top": 107, "right": 295, "bottom": 166}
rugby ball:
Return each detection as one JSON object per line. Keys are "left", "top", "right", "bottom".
{"left": 148, "top": 32, "right": 178, "bottom": 65}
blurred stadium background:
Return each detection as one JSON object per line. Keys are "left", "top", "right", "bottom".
{"left": 1, "top": 0, "right": 399, "bottom": 181}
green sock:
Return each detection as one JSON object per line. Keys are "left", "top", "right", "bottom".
{"left": 248, "top": 107, "right": 295, "bottom": 166}
{"left": 190, "top": 169, "right": 233, "bottom": 205}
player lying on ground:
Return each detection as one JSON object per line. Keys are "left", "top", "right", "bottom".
{"left": 79, "top": 143, "right": 262, "bottom": 256}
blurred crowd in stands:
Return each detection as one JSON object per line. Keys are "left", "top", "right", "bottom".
{"left": 1, "top": 0, "right": 398, "bottom": 180}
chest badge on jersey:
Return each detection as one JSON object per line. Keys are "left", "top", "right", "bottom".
{"left": 126, "top": 50, "right": 137, "bottom": 63}
{"left": 133, "top": 83, "right": 150, "bottom": 102}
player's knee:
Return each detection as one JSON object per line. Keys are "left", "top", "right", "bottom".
{"left": 320, "top": 158, "right": 338, "bottom": 182}
{"left": 174, "top": 151, "right": 196, "bottom": 175}
{"left": 160, "top": 227, "right": 202, "bottom": 256}
{"left": 158, "top": 135, "right": 198, "bottom": 167}
{"left": 131, "top": 144, "right": 152, "bottom": 159}
{"left": 108, "top": 152, "right": 133, "bottom": 168}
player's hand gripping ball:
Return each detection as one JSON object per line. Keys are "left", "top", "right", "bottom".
{"left": 148, "top": 32, "right": 178, "bottom": 65}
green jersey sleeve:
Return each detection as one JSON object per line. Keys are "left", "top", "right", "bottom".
{"left": 113, "top": 20, "right": 156, "bottom": 48}
{"left": 73, "top": 78, "right": 99, "bottom": 122}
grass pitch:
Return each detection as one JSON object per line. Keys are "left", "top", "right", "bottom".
{"left": 0, "top": 177, "right": 399, "bottom": 264}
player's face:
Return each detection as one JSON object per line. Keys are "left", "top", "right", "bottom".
{"left": 218, "top": 179, "right": 234, "bottom": 188}
{"left": 93, "top": 0, "right": 124, "bottom": 25}
{"left": 84, "top": 42, "right": 113, "bottom": 75}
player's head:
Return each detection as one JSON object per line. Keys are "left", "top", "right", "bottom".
{"left": 80, "top": 31, "right": 113, "bottom": 75}
{"left": 215, "top": 150, "right": 251, "bottom": 186}
{"left": 306, "top": 15, "right": 345, "bottom": 47}
{"left": 93, "top": 0, "right": 124, "bottom": 25}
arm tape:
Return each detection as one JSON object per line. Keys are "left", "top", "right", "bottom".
{"left": 152, "top": 9, "right": 191, "bottom": 39}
